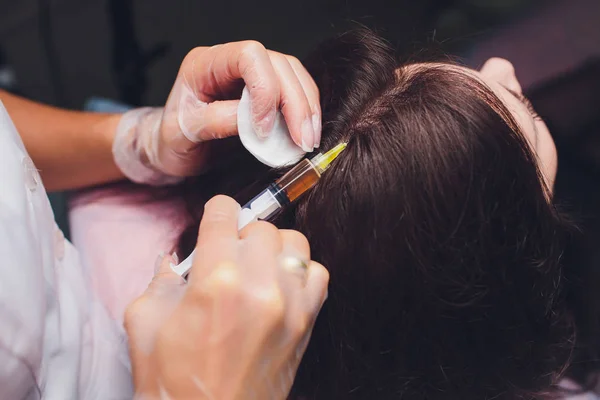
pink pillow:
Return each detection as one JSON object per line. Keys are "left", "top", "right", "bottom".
{"left": 69, "top": 185, "right": 188, "bottom": 322}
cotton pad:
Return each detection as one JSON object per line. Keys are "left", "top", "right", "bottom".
{"left": 237, "top": 87, "right": 306, "bottom": 168}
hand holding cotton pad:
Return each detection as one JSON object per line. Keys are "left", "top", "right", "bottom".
{"left": 237, "top": 87, "right": 307, "bottom": 167}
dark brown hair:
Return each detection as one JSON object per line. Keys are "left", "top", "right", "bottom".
{"left": 173, "top": 30, "right": 575, "bottom": 399}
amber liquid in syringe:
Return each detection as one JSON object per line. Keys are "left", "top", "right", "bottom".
{"left": 274, "top": 159, "right": 321, "bottom": 202}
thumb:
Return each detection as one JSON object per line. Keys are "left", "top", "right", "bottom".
{"left": 179, "top": 100, "right": 240, "bottom": 143}
{"left": 146, "top": 252, "right": 185, "bottom": 286}
{"left": 145, "top": 252, "right": 187, "bottom": 297}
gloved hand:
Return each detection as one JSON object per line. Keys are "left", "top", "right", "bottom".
{"left": 113, "top": 42, "right": 321, "bottom": 185}
{"left": 125, "top": 195, "right": 329, "bottom": 399}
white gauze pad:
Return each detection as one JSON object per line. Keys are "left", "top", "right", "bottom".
{"left": 237, "top": 87, "right": 306, "bottom": 167}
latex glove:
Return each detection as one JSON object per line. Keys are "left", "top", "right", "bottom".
{"left": 125, "top": 195, "right": 329, "bottom": 399}
{"left": 113, "top": 42, "right": 322, "bottom": 185}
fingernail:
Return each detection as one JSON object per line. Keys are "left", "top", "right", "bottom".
{"left": 254, "top": 108, "right": 277, "bottom": 139}
{"left": 171, "top": 252, "right": 179, "bottom": 265}
{"left": 154, "top": 251, "right": 166, "bottom": 275}
{"left": 301, "top": 118, "right": 315, "bottom": 152}
{"left": 312, "top": 113, "right": 321, "bottom": 149}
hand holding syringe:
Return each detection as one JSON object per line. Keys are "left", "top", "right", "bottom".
{"left": 171, "top": 142, "right": 347, "bottom": 278}
{"left": 126, "top": 195, "right": 330, "bottom": 400}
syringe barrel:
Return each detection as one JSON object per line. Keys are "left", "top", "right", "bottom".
{"left": 172, "top": 158, "right": 324, "bottom": 279}
{"left": 237, "top": 183, "right": 287, "bottom": 230}
{"left": 175, "top": 184, "right": 287, "bottom": 278}
{"left": 275, "top": 158, "right": 321, "bottom": 202}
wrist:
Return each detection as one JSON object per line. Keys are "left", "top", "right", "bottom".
{"left": 112, "top": 107, "right": 183, "bottom": 186}
{"left": 97, "top": 112, "right": 122, "bottom": 157}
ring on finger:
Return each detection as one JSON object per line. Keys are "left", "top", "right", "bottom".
{"left": 279, "top": 255, "right": 310, "bottom": 286}
{"left": 280, "top": 255, "right": 309, "bottom": 272}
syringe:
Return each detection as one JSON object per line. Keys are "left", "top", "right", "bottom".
{"left": 171, "top": 142, "right": 348, "bottom": 278}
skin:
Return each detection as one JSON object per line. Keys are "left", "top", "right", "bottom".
{"left": 474, "top": 58, "right": 558, "bottom": 190}
{"left": 0, "top": 91, "right": 123, "bottom": 191}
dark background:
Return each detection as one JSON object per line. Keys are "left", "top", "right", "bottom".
{"left": 0, "top": 0, "right": 548, "bottom": 109}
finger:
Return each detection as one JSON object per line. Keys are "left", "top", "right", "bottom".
{"left": 190, "top": 195, "right": 240, "bottom": 285}
{"left": 147, "top": 253, "right": 187, "bottom": 294}
{"left": 284, "top": 55, "right": 322, "bottom": 148}
{"left": 269, "top": 53, "right": 315, "bottom": 152}
{"left": 279, "top": 229, "right": 311, "bottom": 261}
{"left": 238, "top": 221, "right": 284, "bottom": 288}
{"left": 179, "top": 100, "right": 240, "bottom": 143}
{"left": 181, "top": 42, "right": 280, "bottom": 137}
{"left": 276, "top": 230, "right": 311, "bottom": 292}
{"left": 198, "top": 195, "right": 240, "bottom": 246}
{"left": 277, "top": 259, "right": 326, "bottom": 370}
{"left": 239, "top": 221, "right": 283, "bottom": 255}
{"left": 276, "top": 231, "right": 313, "bottom": 351}
{"left": 302, "top": 261, "right": 330, "bottom": 319}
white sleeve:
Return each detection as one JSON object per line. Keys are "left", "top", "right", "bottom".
{"left": 0, "top": 198, "right": 45, "bottom": 399}
{"left": 0, "top": 102, "right": 53, "bottom": 398}
{"left": 0, "top": 346, "right": 36, "bottom": 400}
{"left": 0, "top": 165, "right": 46, "bottom": 398}
{"left": 0, "top": 218, "right": 44, "bottom": 400}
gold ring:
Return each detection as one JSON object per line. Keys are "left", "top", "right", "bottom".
{"left": 280, "top": 255, "right": 309, "bottom": 273}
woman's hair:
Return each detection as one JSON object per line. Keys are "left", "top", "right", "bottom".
{"left": 173, "top": 30, "right": 575, "bottom": 399}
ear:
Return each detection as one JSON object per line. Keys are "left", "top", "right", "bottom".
{"left": 479, "top": 58, "right": 523, "bottom": 94}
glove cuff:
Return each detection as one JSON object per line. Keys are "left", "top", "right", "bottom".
{"left": 112, "top": 107, "right": 183, "bottom": 186}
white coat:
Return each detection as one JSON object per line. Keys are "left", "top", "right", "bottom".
{"left": 0, "top": 102, "right": 134, "bottom": 399}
